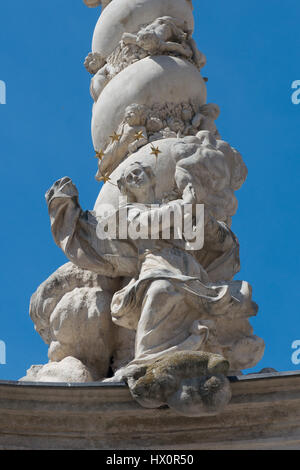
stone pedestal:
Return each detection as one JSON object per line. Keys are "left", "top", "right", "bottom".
{"left": 1, "top": 371, "right": 300, "bottom": 450}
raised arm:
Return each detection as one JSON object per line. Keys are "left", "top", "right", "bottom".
{"left": 46, "top": 177, "right": 137, "bottom": 277}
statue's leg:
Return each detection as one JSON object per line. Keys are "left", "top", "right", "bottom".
{"left": 134, "top": 279, "right": 207, "bottom": 364}
{"left": 122, "top": 279, "right": 231, "bottom": 417}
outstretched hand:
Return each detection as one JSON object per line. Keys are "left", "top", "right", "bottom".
{"left": 45, "top": 177, "right": 79, "bottom": 206}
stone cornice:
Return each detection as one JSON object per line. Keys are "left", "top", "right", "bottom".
{"left": 0, "top": 371, "right": 300, "bottom": 449}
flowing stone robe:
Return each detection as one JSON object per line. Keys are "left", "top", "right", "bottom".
{"left": 46, "top": 177, "right": 254, "bottom": 365}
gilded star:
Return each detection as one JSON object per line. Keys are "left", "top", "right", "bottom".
{"left": 134, "top": 130, "right": 145, "bottom": 141}
{"left": 150, "top": 145, "right": 162, "bottom": 158}
{"left": 95, "top": 149, "right": 104, "bottom": 160}
{"left": 98, "top": 173, "right": 111, "bottom": 183}
{"left": 110, "top": 132, "right": 121, "bottom": 143}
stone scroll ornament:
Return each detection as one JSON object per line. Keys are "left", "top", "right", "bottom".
{"left": 22, "top": 0, "right": 265, "bottom": 418}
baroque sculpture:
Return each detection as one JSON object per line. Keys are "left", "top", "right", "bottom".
{"left": 22, "top": 0, "right": 265, "bottom": 418}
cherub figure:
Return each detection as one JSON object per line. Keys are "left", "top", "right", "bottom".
{"left": 122, "top": 16, "right": 206, "bottom": 70}
{"left": 84, "top": 52, "right": 111, "bottom": 103}
{"left": 89, "top": 64, "right": 110, "bottom": 103}
{"left": 96, "top": 104, "right": 149, "bottom": 179}
{"left": 84, "top": 52, "right": 106, "bottom": 75}
{"left": 192, "top": 103, "right": 221, "bottom": 138}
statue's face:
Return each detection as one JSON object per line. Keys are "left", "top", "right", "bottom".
{"left": 125, "top": 108, "right": 138, "bottom": 126}
{"left": 123, "top": 165, "right": 151, "bottom": 192}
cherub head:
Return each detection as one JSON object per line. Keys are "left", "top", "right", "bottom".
{"left": 199, "top": 103, "right": 220, "bottom": 120}
{"left": 84, "top": 52, "right": 105, "bottom": 75}
{"left": 124, "top": 104, "right": 148, "bottom": 127}
{"left": 117, "top": 162, "right": 156, "bottom": 203}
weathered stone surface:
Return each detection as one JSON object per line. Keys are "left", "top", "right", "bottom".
{"left": 20, "top": 357, "right": 93, "bottom": 383}
{"left": 123, "top": 351, "right": 232, "bottom": 416}
{"left": 91, "top": 56, "right": 207, "bottom": 152}
{"left": 29, "top": 262, "right": 134, "bottom": 379}
{"left": 1, "top": 372, "right": 300, "bottom": 450}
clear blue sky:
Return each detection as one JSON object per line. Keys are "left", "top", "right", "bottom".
{"left": 0, "top": 0, "right": 299, "bottom": 380}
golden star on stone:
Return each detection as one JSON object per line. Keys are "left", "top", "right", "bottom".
{"left": 109, "top": 132, "right": 121, "bottom": 143}
{"left": 95, "top": 149, "right": 104, "bottom": 160}
{"left": 98, "top": 173, "right": 111, "bottom": 183}
{"left": 150, "top": 145, "right": 162, "bottom": 158}
{"left": 134, "top": 130, "right": 145, "bottom": 141}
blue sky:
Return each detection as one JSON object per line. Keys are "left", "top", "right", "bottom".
{"left": 0, "top": 0, "right": 299, "bottom": 380}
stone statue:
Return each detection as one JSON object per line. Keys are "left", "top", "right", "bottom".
{"left": 192, "top": 104, "right": 221, "bottom": 138}
{"left": 122, "top": 16, "right": 206, "bottom": 70}
{"left": 85, "top": 16, "right": 206, "bottom": 103}
{"left": 22, "top": 0, "right": 265, "bottom": 418}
